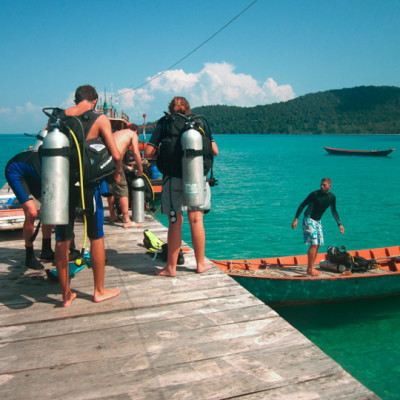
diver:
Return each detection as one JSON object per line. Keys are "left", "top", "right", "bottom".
{"left": 144, "top": 96, "right": 218, "bottom": 277}
{"left": 107, "top": 123, "right": 143, "bottom": 228}
{"left": 47, "top": 85, "right": 122, "bottom": 307}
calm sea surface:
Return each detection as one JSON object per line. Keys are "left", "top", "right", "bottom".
{"left": 1, "top": 133, "right": 400, "bottom": 399}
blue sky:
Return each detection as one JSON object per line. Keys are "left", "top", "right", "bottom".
{"left": 0, "top": 0, "right": 399, "bottom": 133}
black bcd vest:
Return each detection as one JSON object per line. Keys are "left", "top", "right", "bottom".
{"left": 156, "top": 113, "right": 213, "bottom": 178}
{"left": 47, "top": 109, "right": 116, "bottom": 183}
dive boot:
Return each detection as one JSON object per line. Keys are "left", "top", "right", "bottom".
{"left": 26, "top": 255, "right": 45, "bottom": 270}
{"left": 40, "top": 248, "right": 55, "bottom": 261}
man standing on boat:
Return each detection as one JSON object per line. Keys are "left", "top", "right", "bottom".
{"left": 144, "top": 96, "right": 218, "bottom": 277}
{"left": 107, "top": 123, "right": 143, "bottom": 228}
{"left": 291, "top": 178, "right": 345, "bottom": 276}
{"left": 52, "top": 85, "right": 121, "bottom": 306}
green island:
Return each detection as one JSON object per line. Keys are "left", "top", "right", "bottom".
{"left": 187, "top": 85, "right": 400, "bottom": 134}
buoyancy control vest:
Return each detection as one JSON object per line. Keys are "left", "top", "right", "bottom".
{"left": 156, "top": 113, "right": 213, "bottom": 179}
{"left": 48, "top": 108, "right": 116, "bottom": 183}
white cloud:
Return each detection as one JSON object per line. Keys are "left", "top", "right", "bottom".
{"left": 15, "top": 102, "right": 42, "bottom": 116}
{"left": 1, "top": 102, "right": 45, "bottom": 133}
{"left": 0, "top": 107, "right": 12, "bottom": 115}
{"left": 262, "top": 78, "right": 295, "bottom": 104}
{"left": 60, "top": 92, "right": 75, "bottom": 109}
{"left": 119, "top": 62, "right": 295, "bottom": 121}
{"left": 193, "top": 62, "right": 269, "bottom": 106}
{"left": 148, "top": 69, "right": 198, "bottom": 92}
{"left": 118, "top": 87, "right": 154, "bottom": 109}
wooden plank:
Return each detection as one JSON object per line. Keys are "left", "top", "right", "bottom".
{"left": 0, "top": 344, "right": 374, "bottom": 400}
{"left": 0, "top": 301, "right": 273, "bottom": 343}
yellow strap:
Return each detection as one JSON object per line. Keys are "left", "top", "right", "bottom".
{"left": 68, "top": 128, "right": 87, "bottom": 252}
{"left": 142, "top": 173, "right": 154, "bottom": 201}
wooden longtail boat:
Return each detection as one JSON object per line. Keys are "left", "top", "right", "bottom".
{"left": 211, "top": 246, "right": 400, "bottom": 306}
{"left": 324, "top": 146, "right": 395, "bottom": 156}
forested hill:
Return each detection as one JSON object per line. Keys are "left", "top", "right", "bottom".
{"left": 191, "top": 86, "right": 400, "bottom": 134}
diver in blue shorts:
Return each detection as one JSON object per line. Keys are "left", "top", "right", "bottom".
{"left": 51, "top": 84, "right": 121, "bottom": 307}
{"left": 291, "top": 178, "right": 345, "bottom": 276}
{"left": 5, "top": 151, "right": 54, "bottom": 269}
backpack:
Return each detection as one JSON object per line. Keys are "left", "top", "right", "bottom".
{"left": 156, "top": 113, "right": 214, "bottom": 179}
{"left": 143, "top": 230, "right": 184, "bottom": 265}
{"left": 83, "top": 137, "right": 116, "bottom": 183}
{"left": 351, "top": 255, "right": 378, "bottom": 273}
{"left": 326, "top": 246, "right": 353, "bottom": 268}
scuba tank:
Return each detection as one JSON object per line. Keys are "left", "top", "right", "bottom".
{"left": 319, "top": 260, "right": 347, "bottom": 273}
{"left": 181, "top": 128, "right": 204, "bottom": 207}
{"left": 131, "top": 177, "right": 145, "bottom": 223}
{"left": 32, "top": 129, "right": 48, "bottom": 151}
{"left": 41, "top": 118, "right": 70, "bottom": 225}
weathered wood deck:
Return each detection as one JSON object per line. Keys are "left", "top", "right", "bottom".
{"left": 0, "top": 190, "right": 379, "bottom": 399}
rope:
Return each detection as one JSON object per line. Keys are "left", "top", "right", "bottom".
{"left": 118, "top": 0, "right": 258, "bottom": 96}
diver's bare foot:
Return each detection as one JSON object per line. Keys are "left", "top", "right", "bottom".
{"left": 307, "top": 268, "right": 322, "bottom": 276}
{"left": 197, "top": 263, "right": 213, "bottom": 274}
{"left": 109, "top": 216, "right": 118, "bottom": 223}
{"left": 94, "top": 287, "right": 120, "bottom": 303}
{"left": 155, "top": 267, "right": 176, "bottom": 277}
{"left": 123, "top": 220, "right": 142, "bottom": 229}
{"left": 62, "top": 291, "right": 77, "bottom": 307}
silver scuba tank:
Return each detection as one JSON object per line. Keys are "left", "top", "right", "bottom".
{"left": 319, "top": 260, "right": 346, "bottom": 273}
{"left": 131, "top": 177, "right": 145, "bottom": 223}
{"left": 181, "top": 128, "right": 204, "bottom": 207}
{"left": 32, "top": 129, "right": 48, "bottom": 151}
{"left": 41, "top": 122, "right": 70, "bottom": 225}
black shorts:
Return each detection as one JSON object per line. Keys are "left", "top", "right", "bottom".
{"left": 55, "top": 182, "right": 104, "bottom": 242}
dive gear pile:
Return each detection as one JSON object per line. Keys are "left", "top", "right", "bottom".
{"left": 143, "top": 230, "right": 184, "bottom": 264}
{"left": 326, "top": 246, "right": 379, "bottom": 273}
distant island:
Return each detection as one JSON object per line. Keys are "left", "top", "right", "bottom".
{"left": 187, "top": 86, "right": 400, "bottom": 134}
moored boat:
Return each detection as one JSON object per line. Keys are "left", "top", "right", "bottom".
{"left": 212, "top": 246, "right": 400, "bottom": 306}
{"left": 0, "top": 193, "right": 25, "bottom": 231}
{"left": 324, "top": 146, "right": 395, "bottom": 156}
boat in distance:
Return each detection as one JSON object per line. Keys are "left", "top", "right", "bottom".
{"left": 324, "top": 146, "right": 395, "bottom": 156}
{"left": 211, "top": 246, "right": 400, "bottom": 306}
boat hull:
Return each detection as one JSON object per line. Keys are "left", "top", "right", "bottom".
{"left": 231, "top": 272, "right": 400, "bottom": 306}
{"left": 324, "top": 146, "right": 394, "bottom": 156}
{"left": 212, "top": 246, "right": 400, "bottom": 306}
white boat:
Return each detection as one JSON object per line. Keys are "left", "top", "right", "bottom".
{"left": 0, "top": 192, "right": 25, "bottom": 231}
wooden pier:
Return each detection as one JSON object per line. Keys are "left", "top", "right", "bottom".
{"left": 0, "top": 194, "right": 379, "bottom": 398}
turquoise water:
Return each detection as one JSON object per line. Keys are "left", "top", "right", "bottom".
{"left": 2, "top": 133, "right": 400, "bottom": 399}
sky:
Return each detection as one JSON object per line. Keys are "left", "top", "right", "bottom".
{"left": 0, "top": 0, "right": 399, "bottom": 134}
